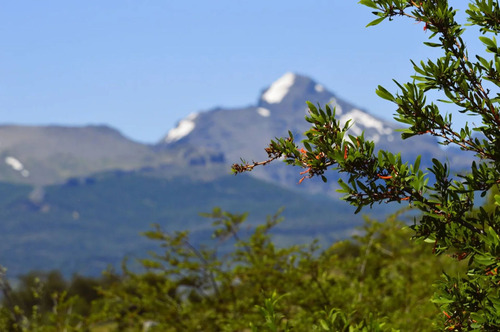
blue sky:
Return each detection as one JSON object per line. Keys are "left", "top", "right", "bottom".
{"left": 0, "top": 1, "right": 484, "bottom": 143}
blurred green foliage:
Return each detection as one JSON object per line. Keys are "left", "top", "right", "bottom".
{"left": 0, "top": 208, "right": 466, "bottom": 331}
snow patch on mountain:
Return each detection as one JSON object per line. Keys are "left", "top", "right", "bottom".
{"left": 164, "top": 113, "right": 199, "bottom": 143}
{"left": 261, "top": 72, "right": 296, "bottom": 104}
{"left": 314, "top": 84, "right": 325, "bottom": 93}
{"left": 338, "top": 109, "right": 394, "bottom": 143}
{"left": 5, "top": 156, "right": 30, "bottom": 177}
{"left": 257, "top": 107, "right": 271, "bottom": 117}
{"left": 5, "top": 156, "right": 23, "bottom": 171}
{"left": 340, "top": 109, "right": 393, "bottom": 135}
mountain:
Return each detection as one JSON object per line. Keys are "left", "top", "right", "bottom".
{"left": 0, "top": 125, "right": 173, "bottom": 185}
{"left": 0, "top": 72, "right": 474, "bottom": 277}
{"left": 0, "top": 124, "right": 236, "bottom": 186}
{"left": 158, "top": 72, "right": 472, "bottom": 196}
{"left": 0, "top": 73, "right": 472, "bottom": 190}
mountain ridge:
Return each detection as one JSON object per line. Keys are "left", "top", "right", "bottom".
{"left": 159, "top": 72, "right": 471, "bottom": 196}
{"left": 0, "top": 72, "right": 473, "bottom": 193}
{"left": 0, "top": 72, "right": 475, "bottom": 277}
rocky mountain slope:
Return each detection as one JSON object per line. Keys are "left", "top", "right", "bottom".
{"left": 159, "top": 72, "right": 472, "bottom": 196}
{"left": 0, "top": 73, "right": 471, "bottom": 190}
{"left": 0, "top": 125, "right": 172, "bottom": 185}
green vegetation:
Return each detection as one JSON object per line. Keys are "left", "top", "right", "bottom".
{"left": 234, "top": 0, "right": 500, "bottom": 329}
{"left": 2, "top": 0, "right": 500, "bottom": 330}
{"left": 1, "top": 209, "right": 465, "bottom": 331}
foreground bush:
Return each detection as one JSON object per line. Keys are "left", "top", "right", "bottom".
{"left": 1, "top": 208, "right": 463, "bottom": 331}
{"left": 233, "top": 1, "right": 500, "bottom": 329}
{"left": 97, "top": 209, "right": 465, "bottom": 331}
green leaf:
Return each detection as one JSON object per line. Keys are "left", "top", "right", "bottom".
{"left": 423, "top": 42, "right": 442, "bottom": 48}
{"left": 479, "top": 36, "right": 496, "bottom": 48}
{"left": 319, "top": 319, "right": 330, "bottom": 331}
{"left": 474, "top": 254, "right": 496, "bottom": 266}
{"left": 306, "top": 101, "right": 318, "bottom": 114}
{"left": 375, "top": 85, "right": 395, "bottom": 101}
{"left": 414, "top": 155, "right": 421, "bottom": 173}
{"left": 337, "top": 179, "right": 351, "bottom": 193}
{"left": 366, "top": 16, "right": 385, "bottom": 27}
{"left": 431, "top": 297, "right": 454, "bottom": 304}
{"left": 358, "top": 0, "right": 378, "bottom": 10}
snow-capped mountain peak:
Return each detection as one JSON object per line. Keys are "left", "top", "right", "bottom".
{"left": 158, "top": 72, "right": 403, "bottom": 165}
{"left": 261, "top": 72, "right": 296, "bottom": 104}
{"left": 160, "top": 73, "right": 398, "bottom": 149}
{"left": 257, "top": 72, "right": 334, "bottom": 112}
